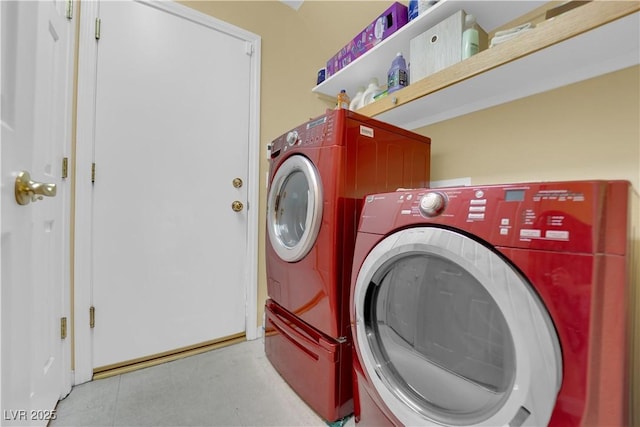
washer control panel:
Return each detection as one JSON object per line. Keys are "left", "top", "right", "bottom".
{"left": 270, "top": 111, "right": 337, "bottom": 158}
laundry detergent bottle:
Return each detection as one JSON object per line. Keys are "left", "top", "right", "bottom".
{"left": 359, "top": 78, "right": 383, "bottom": 109}
{"left": 462, "top": 14, "right": 480, "bottom": 59}
{"left": 349, "top": 86, "right": 365, "bottom": 111}
{"left": 335, "top": 89, "right": 350, "bottom": 110}
{"left": 387, "top": 52, "right": 408, "bottom": 93}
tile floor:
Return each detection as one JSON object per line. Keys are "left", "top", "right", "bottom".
{"left": 52, "top": 339, "right": 355, "bottom": 427}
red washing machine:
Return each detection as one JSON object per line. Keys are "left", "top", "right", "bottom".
{"left": 349, "top": 181, "right": 631, "bottom": 426}
{"left": 264, "top": 109, "right": 431, "bottom": 422}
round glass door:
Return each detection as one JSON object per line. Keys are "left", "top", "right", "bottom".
{"left": 352, "top": 227, "right": 562, "bottom": 426}
{"left": 267, "top": 155, "right": 322, "bottom": 262}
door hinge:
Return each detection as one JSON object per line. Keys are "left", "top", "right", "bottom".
{"left": 95, "top": 18, "right": 101, "bottom": 40}
{"left": 60, "top": 317, "right": 68, "bottom": 339}
{"left": 66, "top": 0, "right": 73, "bottom": 19}
{"left": 89, "top": 306, "right": 95, "bottom": 328}
{"left": 91, "top": 162, "right": 96, "bottom": 183}
{"left": 62, "top": 157, "right": 69, "bottom": 179}
{"left": 244, "top": 41, "right": 253, "bottom": 56}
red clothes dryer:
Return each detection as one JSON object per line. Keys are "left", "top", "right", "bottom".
{"left": 264, "top": 109, "right": 431, "bottom": 422}
{"left": 349, "top": 181, "right": 630, "bottom": 426}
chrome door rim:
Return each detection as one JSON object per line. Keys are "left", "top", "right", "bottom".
{"left": 267, "top": 155, "right": 322, "bottom": 262}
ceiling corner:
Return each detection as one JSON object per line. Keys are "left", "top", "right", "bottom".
{"left": 280, "top": 0, "right": 304, "bottom": 11}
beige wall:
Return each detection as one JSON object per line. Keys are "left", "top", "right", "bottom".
{"left": 417, "top": 65, "right": 639, "bottom": 189}
{"left": 182, "top": 1, "right": 396, "bottom": 137}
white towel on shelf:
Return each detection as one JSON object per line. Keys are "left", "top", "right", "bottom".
{"left": 490, "top": 22, "right": 535, "bottom": 47}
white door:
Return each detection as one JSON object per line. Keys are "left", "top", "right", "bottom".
{"left": 74, "top": 0, "right": 260, "bottom": 371}
{"left": 1, "top": 0, "right": 74, "bottom": 423}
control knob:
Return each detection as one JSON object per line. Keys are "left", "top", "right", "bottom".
{"left": 286, "top": 130, "right": 299, "bottom": 146}
{"left": 419, "top": 192, "right": 446, "bottom": 217}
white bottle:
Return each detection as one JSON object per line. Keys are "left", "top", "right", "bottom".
{"left": 462, "top": 14, "right": 480, "bottom": 60}
{"left": 359, "top": 78, "right": 383, "bottom": 109}
{"left": 349, "top": 86, "right": 365, "bottom": 111}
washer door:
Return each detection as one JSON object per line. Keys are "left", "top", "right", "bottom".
{"left": 353, "top": 227, "right": 562, "bottom": 426}
{"left": 267, "top": 155, "right": 322, "bottom": 262}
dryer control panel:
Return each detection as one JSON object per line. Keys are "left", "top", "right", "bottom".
{"left": 359, "top": 180, "right": 629, "bottom": 255}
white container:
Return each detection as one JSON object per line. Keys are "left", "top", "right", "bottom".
{"left": 349, "top": 86, "right": 365, "bottom": 110}
{"left": 409, "top": 10, "right": 487, "bottom": 83}
{"left": 359, "top": 78, "right": 384, "bottom": 109}
{"left": 462, "top": 14, "right": 480, "bottom": 60}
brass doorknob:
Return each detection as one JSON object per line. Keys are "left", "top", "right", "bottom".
{"left": 231, "top": 201, "right": 243, "bottom": 212}
{"left": 15, "top": 171, "right": 57, "bottom": 206}
{"left": 232, "top": 178, "right": 243, "bottom": 188}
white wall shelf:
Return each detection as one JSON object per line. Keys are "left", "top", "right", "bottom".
{"left": 313, "top": 0, "right": 546, "bottom": 99}
{"left": 313, "top": 0, "right": 640, "bottom": 130}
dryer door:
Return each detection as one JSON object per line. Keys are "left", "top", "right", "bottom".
{"left": 267, "top": 154, "right": 322, "bottom": 262}
{"left": 352, "top": 227, "right": 562, "bottom": 427}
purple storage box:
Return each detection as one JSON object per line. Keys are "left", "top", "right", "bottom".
{"left": 326, "top": 2, "right": 408, "bottom": 77}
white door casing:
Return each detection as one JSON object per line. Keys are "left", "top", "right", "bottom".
{"left": 1, "top": 0, "right": 74, "bottom": 422}
{"left": 74, "top": 0, "right": 260, "bottom": 380}
{"left": 352, "top": 227, "right": 563, "bottom": 426}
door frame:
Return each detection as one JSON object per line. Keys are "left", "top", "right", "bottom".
{"left": 73, "top": 0, "right": 261, "bottom": 384}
